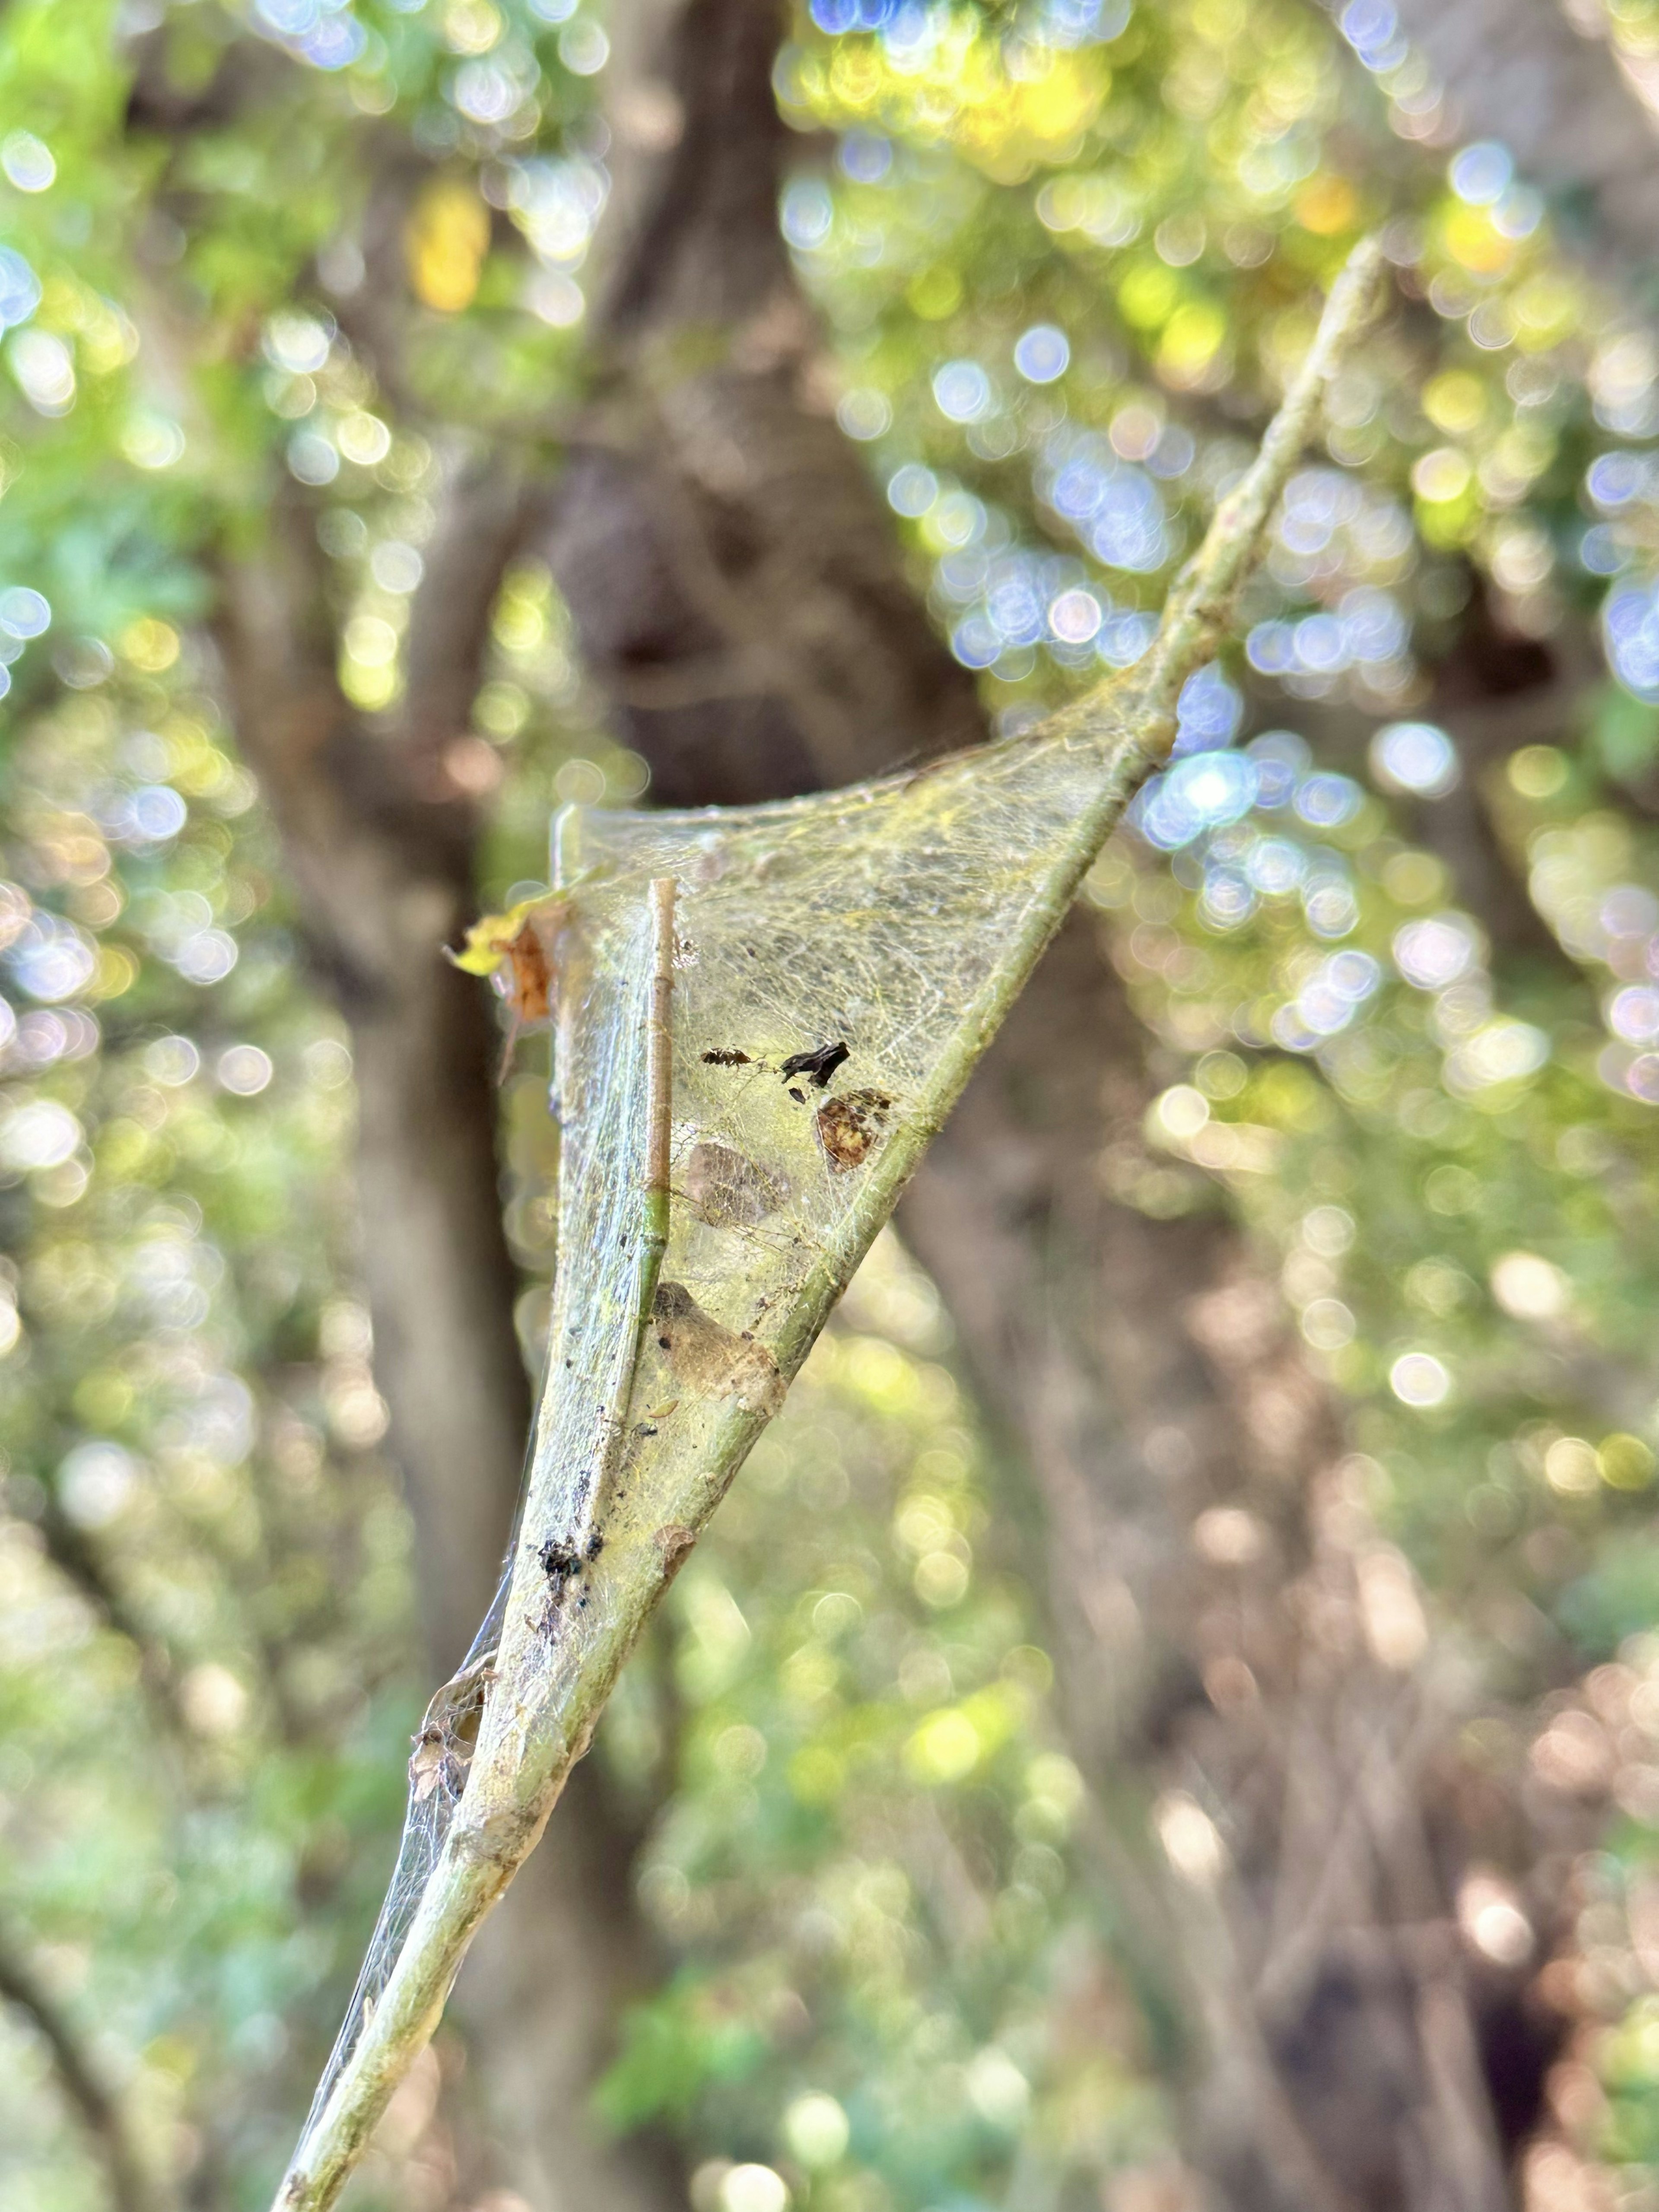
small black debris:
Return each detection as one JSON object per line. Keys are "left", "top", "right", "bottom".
{"left": 537, "top": 1538, "right": 582, "bottom": 1582}
{"left": 702, "top": 1048, "right": 752, "bottom": 1067}
{"left": 779, "top": 1039, "right": 850, "bottom": 1088}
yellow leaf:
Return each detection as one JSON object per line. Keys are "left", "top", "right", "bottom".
{"left": 446, "top": 894, "right": 559, "bottom": 978}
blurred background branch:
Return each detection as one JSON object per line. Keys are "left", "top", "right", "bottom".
{"left": 0, "top": 1919, "right": 172, "bottom": 2212}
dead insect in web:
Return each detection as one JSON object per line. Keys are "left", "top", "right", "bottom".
{"left": 408, "top": 1726, "right": 442, "bottom": 1786}
{"left": 779, "top": 1039, "right": 850, "bottom": 1089}
{"left": 446, "top": 893, "right": 569, "bottom": 1080}
{"left": 409, "top": 1725, "right": 455, "bottom": 1804}
{"left": 702, "top": 1048, "right": 752, "bottom": 1068}
{"left": 816, "top": 1088, "right": 892, "bottom": 1173}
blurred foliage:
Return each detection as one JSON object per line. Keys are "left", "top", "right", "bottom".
{"left": 7, "top": 0, "right": 1659, "bottom": 2209}
{"left": 596, "top": 1249, "right": 1161, "bottom": 2210}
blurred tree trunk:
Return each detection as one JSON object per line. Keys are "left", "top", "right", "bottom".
{"left": 1383, "top": 0, "right": 1659, "bottom": 285}
{"left": 531, "top": 2, "right": 1567, "bottom": 2205}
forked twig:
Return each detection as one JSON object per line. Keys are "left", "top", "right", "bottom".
{"left": 270, "top": 240, "right": 1386, "bottom": 2212}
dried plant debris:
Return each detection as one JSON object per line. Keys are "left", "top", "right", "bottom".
{"left": 652, "top": 1522, "right": 697, "bottom": 1586}
{"left": 684, "top": 1140, "right": 788, "bottom": 1229}
{"left": 779, "top": 1039, "right": 850, "bottom": 1088}
{"left": 651, "top": 1280, "right": 785, "bottom": 1415}
{"left": 407, "top": 1659, "right": 494, "bottom": 1802}
{"left": 535, "top": 1528, "right": 604, "bottom": 1597}
{"left": 816, "top": 1088, "right": 893, "bottom": 1173}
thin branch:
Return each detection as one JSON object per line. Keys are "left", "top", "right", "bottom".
{"left": 397, "top": 454, "right": 536, "bottom": 762}
{"left": 610, "top": 646, "right": 774, "bottom": 712}
{"left": 637, "top": 877, "right": 677, "bottom": 1337}
{"left": 1117, "top": 236, "right": 1388, "bottom": 757}
{"left": 623, "top": 435, "right": 865, "bottom": 768}
{"left": 0, "top": 1923, "right": 170, "bottom": 2212}
{"left": 33, "top": 1505, "right": 189, "bottom": 1744}
{"left": 270, "top": 240, "right": 1387, "bottom": 2212}
{"left": 1162, "top": 1872, "right": 1367, "bottom": 2212}
{"left": 1254, "top": 1677, "right": 1433, "bottom": 2017}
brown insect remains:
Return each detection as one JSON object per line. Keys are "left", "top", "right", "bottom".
{"left": 816, "top": 1088, "right": 892, "bottom": 1173}
{"left": 447, "top": 896, "right": 570, "bottom": 1081}
{"left": 685, "top": 1140, "right": 787, "bottom": 1229}
{"left": 502, "top": 922, "right": 554, "bottom": 1027}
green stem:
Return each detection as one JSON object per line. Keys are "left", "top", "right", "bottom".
{"left": 1136, "top": 235, "right": 1386, "bottom": 742}
{"left": 269, "top": 238, "right": 1385, "bottom": 2212}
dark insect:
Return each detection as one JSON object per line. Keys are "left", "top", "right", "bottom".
{"left": 779, "top": 1039, "right": 850, "bottom": 1088}
{"left": 816, "top": 1088, "right": 893, "bottom": 1173}
{"left": 537, "top": 1537, "right": 582, "bottom": 1582}
{"left": 702, "top": 1048, "right": 752, "bottom": 1068}
{"left": 788, "top": 1087, "right": 806, "bottom": 1104}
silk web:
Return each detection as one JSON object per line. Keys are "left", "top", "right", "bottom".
{"left": 307, "top": 707, "right": 1147, "bottom": 2119}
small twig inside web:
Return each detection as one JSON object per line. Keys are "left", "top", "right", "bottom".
{"left": 636, "top": 877, "right": 676, "bottom": 1342}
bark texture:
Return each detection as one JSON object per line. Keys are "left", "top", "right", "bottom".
{"left": 529, "top": 2, "right": 1561, "bottom": 2204}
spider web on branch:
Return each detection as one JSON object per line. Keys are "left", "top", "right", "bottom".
{"left": 307, "top": 707, "right": 1145, "bottom": 2121}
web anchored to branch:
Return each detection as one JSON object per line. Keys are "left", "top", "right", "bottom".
{"left": 274, "top": 238, "right": 1385, "bottom": 2212}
